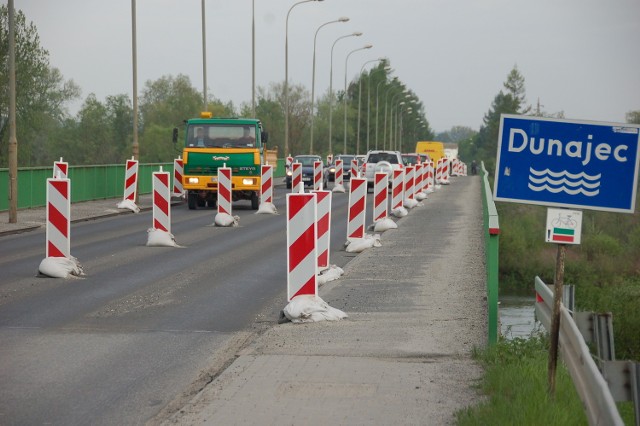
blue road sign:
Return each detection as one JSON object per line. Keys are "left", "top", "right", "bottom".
{"left": 494, "top": 115, "right": 640, "bottom": 213}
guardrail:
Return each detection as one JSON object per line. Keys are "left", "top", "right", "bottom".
{"left": 0, "top": 159, "right": 286, "bottom": 211}
{"left": 535, "top": 276, "right": 639, "bottom": 425}
{"left": 480, "top": 162, "right": 499, "bottom": 345}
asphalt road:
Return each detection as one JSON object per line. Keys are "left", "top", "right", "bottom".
{"left": 0, "top": 184, "right": 370, "bottom": 425}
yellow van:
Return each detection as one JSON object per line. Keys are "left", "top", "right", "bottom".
{"left": 415, "top": 141, "right": 445, "bottom": 165}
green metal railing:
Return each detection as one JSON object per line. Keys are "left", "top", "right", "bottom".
{"left": 1, "top": 159, "right": 287, "bottom": 212}
{"left": 480, "top": 161, "right": 500, "bottom": 345}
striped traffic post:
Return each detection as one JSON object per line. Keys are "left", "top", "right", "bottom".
{"left": 404, "top": 165, "right": 415, "bottom": 201}
{"left": 428, "top": 161, "right": 435, "bottom": 191}
{"left": 441, "top": 158, "right": 450, "bottom": 184}
{"left": 172, "top": 156, "right": 184, "bottom": 197}
{"left": 217, "top": 166, "right": 232, "bottom": 216}
{"left": 261, "top": 165, "right": 274, "bottom": 204}
{"left": 46, "top": 178, "right": 71, "bottom": 258}
{"left": 347, "top": 177, "right": 367, "bottom": 240}
{"left": 421, "top": 161, "right": 430, "bottom": 193}
{"left": 286, "top": 192, "right": 318, "bottom": 300}
{"left": 313, "top": 160, "right": 323, "bottom": 191}
{"left": 291, "top": 162, "right": 302, "bottom": 192}
{"left": 351, "top": 159, "right": 359, "bottom": 179}
{"left": 414, "top": 164, "right": 423, "bottom": 198}
{"left": 286, "top": 156, "right": 293, "bottom": 168}
{"left": 391, "top": 169, "right": 404, "bottom": 211}
{"left": 373, "top": 172, "right": 389, "bottom": 222}
{"left": 334, "top": 159, "right": 344, "bottom": 187}
{"left": 435, "top": 158, "right": 443, "bottom": 184}
{"left": 53, "top": 157, "right": 68, "bottom": 179}
{"left": 152, "top": 168, "right": 171, "bottom": 232}
{"left": 314, "top": 190, "right": 332, "bottom": 271}
{"left": 123, "top": 158, "right": 139, "bottom": 201}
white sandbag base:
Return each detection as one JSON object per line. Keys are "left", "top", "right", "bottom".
{"left": 38, "top": 256, "right": 84, "bottom": 278}
{"left": 256, "top": 202, "right": 278, "bottom": 215}
{"left": 345, "top": 234, "right": 382, "bottom": 253}
{"left": 415, "top": 192, "right": 428, "bottom": 201}
{"left": 117, "top": 199, "right": 140, "bottom": 213}
{"left": 332, "top": 184, "right": 346, "bottom": 193}
{"left": 214, "top": 213, "right": 239, "bottom": 227}
{"left": 146, "top": 228, "right": 181, "bottom": 247}
{"left": 403, "top": 198, "right": 420, "bottom": 209}
{"left": 374, "top": 217, "right": 398, "bottom": 232}
{"left": 318, "top": 265, "right": 344, "bottom": 285}
{"left": 283, "top": 295, "right": 347, "bottom": 323}
{"left": 391, "top": 207, "right": 408, "bottom": 218}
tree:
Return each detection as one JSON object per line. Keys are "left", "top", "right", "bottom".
{"left": 626, "top": 110, "right": 640, "bottom": 124}
{"left": 0, "top": 5, "right": 80, "bottom": 166}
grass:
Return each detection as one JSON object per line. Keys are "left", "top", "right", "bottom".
{"left": 456, "top": 334, "right": 588, "bottom": 426}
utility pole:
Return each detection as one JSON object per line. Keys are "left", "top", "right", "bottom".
{"left": 8, "top": 0, "right": 18, "bottom": 223}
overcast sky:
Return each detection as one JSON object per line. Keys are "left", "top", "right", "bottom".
{"left": 15, "top": 0, "right": 640, "bottom": 133}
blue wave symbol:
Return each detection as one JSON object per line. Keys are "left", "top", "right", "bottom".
{"left": 528, "top": 168, "right": 600, "bottom": 197}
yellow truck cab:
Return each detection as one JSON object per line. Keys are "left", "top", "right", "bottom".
{"left": 173, "top": 112, "right": 269, "bottom": 210}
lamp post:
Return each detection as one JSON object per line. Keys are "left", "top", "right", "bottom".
{"left": 387, "top": 90, "right": 408, "bottom": 150}
{"left": 343, "top": 44, "right": 372, "bottom": 155}
{"left": 310, "top": 17, "right": 349, "bottom": 155}
{"left": 285, "top": 0, "right": 322, "bottom": 157}
{"left": 328, "top": 32, "right": 361, "bottom": 155}
{"left": 251, "top": 0, "right": 255, "bottom": 117}
{"left": 356, "top": 58, "right": 383, "bottom": 155}
{"left": 375, "top": 79, "right": 386, "bottom": 150}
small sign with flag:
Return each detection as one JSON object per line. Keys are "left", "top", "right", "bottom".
{"left": 545, "top": 208, "right": 582, "bottom": 244}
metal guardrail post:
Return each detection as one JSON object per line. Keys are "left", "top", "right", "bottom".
{"left": 480, "top": 162, "right": 499, "bottom": 345}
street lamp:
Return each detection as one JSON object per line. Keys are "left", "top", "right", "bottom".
{"left": 343, "top": 44, "right": 372, "bottom": 155}
{"left": 387, "top": 89, "right": 408, "bottom": 149}
{"left": 356, "top": 58, "right": 384, "bottom": 155}
{"left": 285, "top": 0, "right": 323, "bottom": 157}
{"left": 328, "top": 31, "right": 362, "bottom": 155}
{"left": 309, "top": 16, "right": 349, "bottom": 155}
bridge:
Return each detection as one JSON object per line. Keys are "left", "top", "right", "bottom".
{"left": 0, "top": 164, "right": 494, "bottom": 424}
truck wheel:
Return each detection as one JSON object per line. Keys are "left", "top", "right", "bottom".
{"left": 188, "top": 192, "right": 198, "bottom": 210}
{"left": 251, "top": 192, "right": 259, "bottom": 210}
{"left": 197, "top": 197, "right": 206, "bottom": 207}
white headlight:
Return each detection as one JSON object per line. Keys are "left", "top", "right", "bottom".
{"left": 188, "top": 177, "right": 199, "bottom": 184}
{"left": 242, "top": 178, "right": 254, "bottom": 185}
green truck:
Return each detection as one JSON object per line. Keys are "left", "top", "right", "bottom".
{"left": 173, "top": 112, "right": 269, "bottom": 210}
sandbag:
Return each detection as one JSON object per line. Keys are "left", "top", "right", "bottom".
{"left": 283, "top": 295, "right": 347, "bottom": 323}
{"left": 214, "top": 213, "right": 239, "bottom": 227}
{"left": 345, "top": 234, "right": 382, "bottom": 253}
{"left": 116, "top": 199, "right": 140, "bottom": 213}
{"left": 256, "top": 202, "right": 278, "bottom": 215}
{"left": 374, "top": 217, "right": 398, "bottom": 232}
{"left": 146, "top": 228, "right": 181, "bottom": 247}
{"left": 318, "top": 265, "right": 344, "bottom": 284}
{"left": 391, "top": 207, "right": 408, "bottom": 218}
{"left": 38, "top": 256, "right": 84, "bottom": 278}
{"left": 332, "top": 184, "right": 346, "bottom": 193}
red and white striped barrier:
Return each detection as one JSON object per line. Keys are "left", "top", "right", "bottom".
{"left": 351, "top": 159, "right": 359, "bottom": 179}
{"left": 314, "top": 190, "right": 332, "bottom": 271}
{"left": 421, "top": 161, "right": 430, "bottom": 193}
{"left": 261, "top": 165, "right": 274, "bottom": 204}
{"left": 373, "top": 172, "right": 388, "bottom": 222}
{"left": 53, "top": 158, "right": 68, "bottom": 179}
{"left": 404, "top": 165, "right": 415, "bottom": 200}
{"left": 326, "top": 154, "right": 333, "bottom": 165}
{"left": 334, "top": 159, "right": 344, "bottom": 187}
{"left": 313, "top": 160, "right": 323, "bottom": 191}
{"left": 414, "top": 164, "right": 423, "bottom": 198}
{"left": 152, "top": 169, "right": 171, "bottom": 232}
{"left": 286, "top": 193, "right": 318, "bottom": 300}
{"left": 435, "top": 158, "right": 443, "bottom": 185}
{"left": 217, "top": 166, "right": 232, "bottom": 215}
{"left": 291, "top": 162, "right": 302, "bottom": 192}
{"left": 391, "top": 169, "right": 404, "bottom": 211}
{"left": 123, "top": 158, "right": 139, "bottom": 201}
{"left": 442, "top": 159, "right": 451, "bottom": 184}
{"left": 347, "top": 177, "right": 367, "bottom": 240}
{"left": 286, "top": 156, "right": 293, "bottom": 168}
{"left": 173, "top": 157, "right": 184, "bottom": 197}
{"left": 46, "top": 178, "right": 71, "bottom": 258}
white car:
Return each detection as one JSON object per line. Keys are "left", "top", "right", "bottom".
{"left": 362, "top": 150, "right": 403, "bottom": 190}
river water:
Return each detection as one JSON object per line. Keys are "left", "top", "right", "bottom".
{"left": 499, "top": 295, "right": 539, "bottom": 339}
